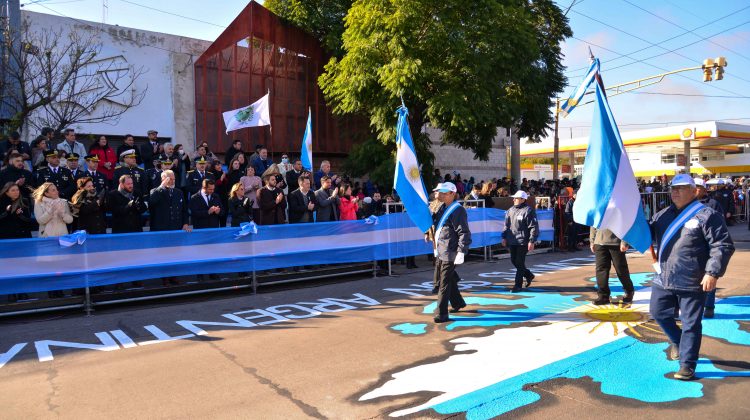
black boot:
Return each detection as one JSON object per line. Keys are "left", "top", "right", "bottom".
{"left": 621, "top": 290, "right": 634, "bottom": 305}
{"left": 593, "top": 294, "right": 610, "bottom": 305}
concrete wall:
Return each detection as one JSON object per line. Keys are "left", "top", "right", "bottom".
{"left": 23, "top": 11, "right": 210, "bottom": 153}
{"left": 424, "top": 125, "right": 509, "bottom": 184}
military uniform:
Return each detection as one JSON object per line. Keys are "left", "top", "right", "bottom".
{"left": 35, "top": 165, "right": 76, "bottom": 200}
{"left": 76, "top": 170, "right": 108, "bottom": 194}
{"left": 113, "top": 164, "right": 147, "bottom": 197}
{"left": 185, "top": 168, "right": 215, "bottom": 197}
{"left": 145, "top": 167, "right": 164, "bottom": 194}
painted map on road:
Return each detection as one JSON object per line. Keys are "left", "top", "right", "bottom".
{"left": 363, "top": 273, "right": 750, "bottom": 419}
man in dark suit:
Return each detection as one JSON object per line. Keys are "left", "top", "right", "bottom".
{"left": 35, "top": 150, "right": 76, "bottom": 199}
{"left": 116, "top": 134, "right": 142, "bottom": 165}
{"left": 78, "top": 154, "right": 109, "bottom": 194}
{"left": 285, "top": 159, "right": 304, "bottom": 193}
{"left": 0, "top": 152, "right": 34, "bottom": 200}
{"left": 185, "top": 156, "right": 215, "bottom": 197}
{"left": 189, "top": 178, "right": 224, "bottom": 229}
{"left": 140, "top": 129, "right": 160, "bottom": 170}
{"left": 288, "top": 175, "right": 317, "bottom": 223}
{"left": 107, "top": 174, "right": 147, "bottom": 233}
{"left": 150, "top": 169, "right": 190, "bottom": 232}
{"left": 314, "top": 175, "right": 339, "bottom": 222}
{"left": 0, "top": 131, "right": 31, "bottom": 163}
{"left": 258, "top": 173, "right": 286, "bottom": 225}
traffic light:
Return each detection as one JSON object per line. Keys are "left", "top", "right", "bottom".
{"left": 714, "top": 56, "right": 727, "bottom": 81}
{"left": 702, "top": 58, "right": 714, "bottom": 82}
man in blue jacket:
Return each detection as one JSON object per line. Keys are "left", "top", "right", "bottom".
{"left": 502, "top": 191, "right": 539, "bottom": 293}
{"left": 649, "top": 174, "right": 734, "bottom": 380}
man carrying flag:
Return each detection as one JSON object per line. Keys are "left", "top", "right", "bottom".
{"left": 393, "top": 103, "right": 432, "bottom": 233}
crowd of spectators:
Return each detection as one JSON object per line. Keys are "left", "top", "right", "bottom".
{"left": 2, "top": 128, "right": 748, "bottom": 302}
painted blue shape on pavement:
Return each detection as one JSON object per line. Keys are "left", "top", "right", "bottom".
{"left": 430, "top": 336, "right": 750, "bottom": 420}
{"left": 703, "top": 295, "right": 750, "bottom": 346}
{"left": 404, "top": 272, "right": 750, "bottom": 418}
{"left": 391, "top": 323, "right": 428, "bottom": 335}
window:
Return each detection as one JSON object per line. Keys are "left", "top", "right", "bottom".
{"left": 661, "top": 153, "right": 676, "bottom": 164}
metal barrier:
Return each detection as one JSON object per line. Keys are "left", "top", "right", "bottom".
{"left": 383, "top": 200, "right": 489, "bottom": 276}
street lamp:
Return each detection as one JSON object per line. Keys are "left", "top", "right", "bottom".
{"left": 551, "top": 57, "right": 728, "bottom": 180}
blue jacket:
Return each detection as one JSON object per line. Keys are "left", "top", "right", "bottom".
{"left": 650, "top": 199, "right": 734, "bottom": 291}
{"left": 502, "top": 203, "right": 539, "bottom": 246}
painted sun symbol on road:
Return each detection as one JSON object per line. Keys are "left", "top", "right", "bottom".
{"left": 546, "top": 301, "right": 658, "bottom": 337}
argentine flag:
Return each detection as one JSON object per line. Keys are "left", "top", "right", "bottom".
{"left": 393, "top": 104, "right": 432, "bottom": 233}
{"left": 301, "top": 108, "right": 313, "bottom": 171}
{"left": 572, "top": 59, "right": 651, "bottom": 253}
{"left": 560, "top": 59, "right": 598, "bottom": 118}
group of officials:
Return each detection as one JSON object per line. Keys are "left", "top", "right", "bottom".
{"left": 427, "top": 174, "right": 734, "bottom": 382}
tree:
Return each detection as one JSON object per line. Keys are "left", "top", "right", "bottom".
{"left": 0, "top": 18, "right": 146, "bottom": 136}
{"left": 267, "top": 0, "right": 571, "bottom": 165}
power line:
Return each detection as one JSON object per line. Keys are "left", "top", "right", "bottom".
{"left": 567, "top": 34, "right": 745, "bottom": 98}
{"left": 632, "top": 92, "right": 750, "bottom": 99}
{"left": 571, "top": 8, "right": 750, "bottom": 83}
{"left": 33, "top": 2, "right": 194, "bottom": 55}
{"left": 564, "top": 5, "right": 750, "bottom": 78}
{"left": 559, "top": 117, "right": 750, "bottom": 129}
{"left": 620, "top": 0, "right": 750, "bottom": 64}
{"left": 118, "top": 0, "right": 226, "bottom": 29}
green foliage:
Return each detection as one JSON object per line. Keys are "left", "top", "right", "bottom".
{"left": 265, "top": 0, "right": 352, "bottom": 56}
{"left": 266, "top": 0, "right": 571, "bottom": 179}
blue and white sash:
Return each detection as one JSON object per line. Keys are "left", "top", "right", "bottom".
{"left": 435, "top": 201, "right": 461, "bottom": 244}
{"left": 656, "top": 200, "right": 704, "bottom": 272}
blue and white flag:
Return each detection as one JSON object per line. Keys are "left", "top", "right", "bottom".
{"left": 572, "top": 60, "right": 651, "bottom": 253}
{"left": 393, "top": 104, "right": 432, "bottom": 233}
{"left": 300, "top": 108, "right": 313, "bottom": 171}
{"left": 560, "top": 59, "right": 599, "bottom": 117}
{"left": 222, "top": 92, "right": 271, "bottom": 134}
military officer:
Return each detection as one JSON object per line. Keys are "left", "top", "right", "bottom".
{"left": 113, "top": 149, "right": 147, "bottom": 198}
{"left": 146, "top": 158, "right": 173, "bottom": 194}
{"left": 185, "top": 156, "right": 215, "bottom": 197}
{"left": 35, "top": 150, "right": 76, "bottom": 200}
{"left": 78, "top": 154, "right": 109, "bottom": 194}
{"left": 66, "top": 153, "right": 82, "bottom": 179}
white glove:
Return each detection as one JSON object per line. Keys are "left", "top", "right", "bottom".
{"left": 454, "top": 252, "right": 465, "bottom": 265}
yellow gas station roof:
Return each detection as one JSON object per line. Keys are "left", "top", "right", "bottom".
{"left": 521, "top": 121, "right": 750, "bottom": 157}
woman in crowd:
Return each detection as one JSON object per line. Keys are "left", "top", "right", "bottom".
{"left": 228, "top": 182, "right": 253, "bottom": 226}
{"left": 30, "top": 136, "right": 49, "bottom": 170}
{"left": 0, "top": 182, "right": 33, "bottom": 239}
{"left": 240, "top": 165, "right": 262, "bottom": 221}
{"left": 1, "top": 182, "right": 33, "bottom": 302}
{"left": 33, "top": 182, "right": 73, "bottom": 298}
{"left": 226, "top": 157, "right": 245, "bottom": 192}
{"left": 198, "top": 141, "right": 218, "bottom": 162}
{"left": 212, "top": 160, "right": 229, "bottom": 227}
{"left": 173, "top": 144, "right": 191, "bottom": 187}
{"left": 480, "top": 182, "right": 495, "bottom": 208}
{"left": 337, "top": 182, "right": 359, "bottom": 221}
{"left": 34, "top": 182, "right": 73, "bottom": 238}
{"left": 70, "top": 177, "right": 107, "bottom": 234}
{"left": 89, "top": 135, "right": 118, "bottom": 182}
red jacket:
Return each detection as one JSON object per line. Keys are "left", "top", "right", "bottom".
{"left": 91, "top": 146, "right": 118, "bottom": 181}
{"left": 338, "top": 196, "right": 358, "bottom": 221}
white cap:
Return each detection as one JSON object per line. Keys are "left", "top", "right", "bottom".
{"left": 693, "top": 178, "right": 706, "bottom": 188}
{"left": 363, "top": 197, "right": 373, "bottom": 204}
{"left": 433, "top": 182, "right": 457, "bottom": 193}
{"left": 511, "top": 190, "right": 529, "bottom": 199}
{"left": 670, "top": 174, "right": 695, "bottom": 187}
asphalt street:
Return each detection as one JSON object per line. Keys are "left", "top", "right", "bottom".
{"left": 1, "top": 224, "right": 749, "bottom": 419}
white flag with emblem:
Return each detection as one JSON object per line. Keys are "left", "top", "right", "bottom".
{"left": 222, "top": 93, "right": 271, "bottom": 134}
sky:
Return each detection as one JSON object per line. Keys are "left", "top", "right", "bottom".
{"left": 19, "top": 0, "right": 750, "bottom": 140}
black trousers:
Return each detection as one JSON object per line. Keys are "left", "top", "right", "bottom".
{"left": 566, "top": 221, "right": 577, "bottom": 249}
{"left": 509, "top": 245, "right": 533, "bottom": 288}
{"left": 594, "top": 244, "right": 634, "bottom": 297}
{"left": 435, "top": 259, "right": 465, "bottom": 316}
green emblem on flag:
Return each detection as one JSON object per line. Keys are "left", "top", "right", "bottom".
{"left": 235, "top": 106, "right": 254, "bottom": 123}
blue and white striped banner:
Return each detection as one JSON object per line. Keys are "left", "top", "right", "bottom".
{"left": 0, "top": 209, "right": 555, "bottom": 294}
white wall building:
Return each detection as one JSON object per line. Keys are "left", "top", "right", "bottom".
{"left": 24, "top": 11, "right": 210, "bottom": 152}
{"left": 425, "top": 125, "right": 509, "bottom": 184}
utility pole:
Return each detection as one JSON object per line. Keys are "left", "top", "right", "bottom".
{"left": 552, "top": 58, "right": 728, "bottom": 179}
